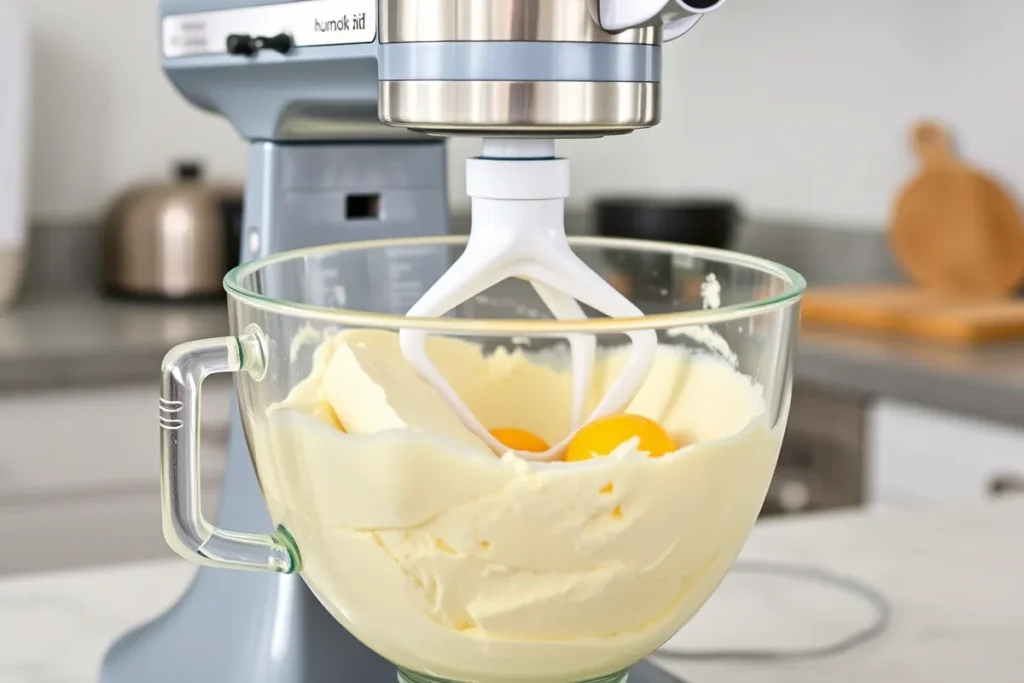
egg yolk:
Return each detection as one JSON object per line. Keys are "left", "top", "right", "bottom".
{"left": 565, "top": 414, "right": 678, "bottom": 462}
{"left": 490, "top": 427, "right": 550, "bottom": 453}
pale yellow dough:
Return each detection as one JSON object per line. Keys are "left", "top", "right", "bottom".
{"left": 249, "top": 330, "right": 784, "bottom": 683}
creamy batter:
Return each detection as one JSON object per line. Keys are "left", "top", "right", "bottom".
{"left": 250, "top": 330, "right": 784, "bottom": 683}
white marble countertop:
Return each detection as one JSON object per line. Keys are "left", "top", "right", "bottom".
{"left": 1, "top": 499, "right": 1022, "bottom": 683}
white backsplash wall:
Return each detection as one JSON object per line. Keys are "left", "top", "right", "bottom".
{"left": 25, "top": 0, "right": 1024, "bottom": 228}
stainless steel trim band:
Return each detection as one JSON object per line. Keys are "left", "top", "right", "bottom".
{"left": 379, "top": 0, "right": 660, "bottom": 45}
{"left": 378, "top": 42, "right": 660, "bottom": 83}
{"left": 378, "top": 81, "right": 659, "bottom": 135}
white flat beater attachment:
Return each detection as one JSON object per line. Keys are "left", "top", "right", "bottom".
{"left": 400, "top": 139, "right": 657, "bottom": 461}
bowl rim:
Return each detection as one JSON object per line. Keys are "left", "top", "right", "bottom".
{"left": 224, "top": 235, "right": 806, "bottom": 335}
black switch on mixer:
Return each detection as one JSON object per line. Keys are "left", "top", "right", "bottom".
{"left": 226, "top": 33, "right": 257, "bottom": 56}
{"left": 226, "top": 33, "right": 293, "bottom": 56}
{"left": 258, "top": 33, "right": 293, "bottom": 54}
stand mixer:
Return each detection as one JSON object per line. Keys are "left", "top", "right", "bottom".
{"left": 99, "top": 2, "right": 744, "bottom": 682}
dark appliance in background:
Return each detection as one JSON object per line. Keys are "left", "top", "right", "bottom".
{"left": 595, "top": 197, "right": 739, "bottom": 248}
{"left": 102, "top": 161, "right": 243, "bottom": 301}
{"left": 763, "top": 385, "right": 867, "bottom": 517}
{"left": 595, "top": 196, "right": 740, "bottom": 302}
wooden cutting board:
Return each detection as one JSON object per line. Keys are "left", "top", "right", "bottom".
{"left": 801, "top": 284, "right": 1024, "bottom": 344}
{"left": 801, "top": 120, "right": 1024, "bottom": 345}
{"left": 890, "top": 121, "right": 1024, "bottom": 296}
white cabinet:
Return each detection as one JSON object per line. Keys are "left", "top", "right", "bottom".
{"left": 866, "top": 398, "right": 1024, "bottom": 507}
{"left": 0, "top": 379, "right": 234, "bottom": 575}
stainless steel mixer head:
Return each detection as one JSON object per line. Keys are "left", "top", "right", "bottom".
{"left": 378, "top": 0, "right": 727, "bottom": 137}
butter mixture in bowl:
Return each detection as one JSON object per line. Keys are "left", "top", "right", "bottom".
{"left": 157, "top": 237, "right": 804, "bottom": 683}
{"left": 252, "top": 329, "right": 784, "bottom": 683}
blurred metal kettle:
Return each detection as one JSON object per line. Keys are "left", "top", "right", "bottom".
{"left": 102, "top": 161, "right": 243, "bottom": 301}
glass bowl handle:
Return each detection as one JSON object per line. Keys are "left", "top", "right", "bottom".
{"left": 159, "top": 332, "right": 298, "bottom": 574}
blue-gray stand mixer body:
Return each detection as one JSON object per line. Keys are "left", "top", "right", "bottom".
{"left": 100, "top": 1, "right": 682, "bottom": 680}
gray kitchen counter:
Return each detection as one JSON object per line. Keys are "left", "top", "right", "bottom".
{"left": 2, "top": 291, "right": 1023, "bottom": 428}
{"left": 797, "top": 327, "right": 1024, "bottom": 427}
{"left": 0, "top": 294, "right": 230, "bottom": 391}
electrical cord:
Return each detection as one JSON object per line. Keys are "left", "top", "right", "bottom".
{"left": 654, "top": 560, "right": 892, "bottom": 663}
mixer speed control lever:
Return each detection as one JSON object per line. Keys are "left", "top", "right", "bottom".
{"left": 226, "top": 32, "right": 293, "bottom": 57}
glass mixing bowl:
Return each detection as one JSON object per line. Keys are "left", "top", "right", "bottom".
{"left": 159, "top": 235, "right": 804, "bottom": 683}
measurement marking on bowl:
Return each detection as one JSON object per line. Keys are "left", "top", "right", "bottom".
{"left": 159, "top": 398, "right": 184, "bottom": 429}
{"left": 159, "top": 398, "right": 183, "bottom": 413}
